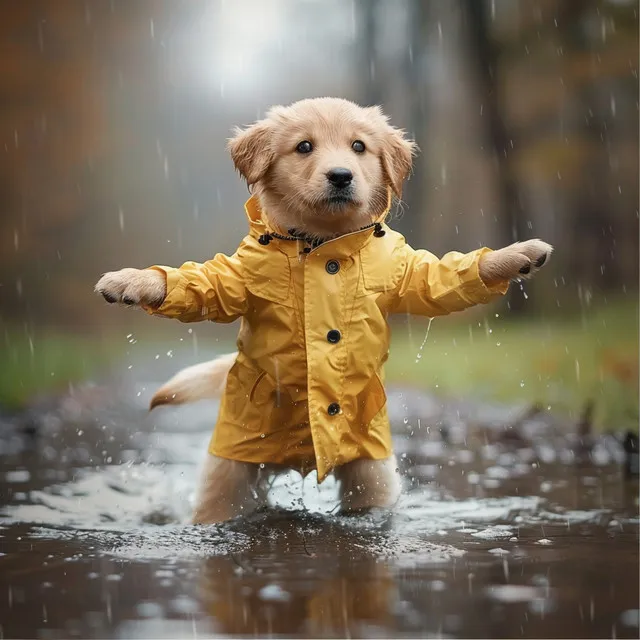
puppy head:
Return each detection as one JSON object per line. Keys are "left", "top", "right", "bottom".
{"left": 228, "top": 98, "right": 417, "bottom": 238}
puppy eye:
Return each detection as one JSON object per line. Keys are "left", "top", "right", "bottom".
{"left": 352, "top": 140, "right": 365, "bottom": 153}
{"left": 296, "top": 140, "right": 313, "bottom": 154}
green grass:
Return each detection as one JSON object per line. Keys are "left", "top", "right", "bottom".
{"left": 386, "top": 299, "right": 639, "bottom": 431}
{"left": 0, "top": 328, "right": 117, "bottom": 410}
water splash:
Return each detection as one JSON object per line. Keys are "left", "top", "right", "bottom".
{"left": 415, "top": 318, "right": 434, "bottom": 364}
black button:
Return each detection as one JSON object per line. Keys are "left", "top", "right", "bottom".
{"left": 325, "top": 260, "right": 340, "bottom": 274}
{"left": 327, "top": 402, "right": 341, "bottom": 416}
{"left": 327, "top": 329, "right": 341, "bottom": 344}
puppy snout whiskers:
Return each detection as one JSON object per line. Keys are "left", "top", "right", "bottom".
{"left": 326, "top": 167, "right": 353, "bottom": 189}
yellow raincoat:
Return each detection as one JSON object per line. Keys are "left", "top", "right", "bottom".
{"left": 145, "top": 196, "right": 508, "bottom": 481}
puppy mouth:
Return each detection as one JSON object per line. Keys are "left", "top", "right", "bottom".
{"left": 322, "top": 189, "right": 360, "bottom": 209}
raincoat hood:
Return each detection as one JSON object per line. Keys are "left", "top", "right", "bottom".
{"left": 146, "top": 197, "right": 508, "bottom": 481}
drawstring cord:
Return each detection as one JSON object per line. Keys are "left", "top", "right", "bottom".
{"left": 258, "top": 222, "right": 385, "bottom": 247}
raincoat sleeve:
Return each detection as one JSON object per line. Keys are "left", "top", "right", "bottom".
{"left": 142, "top": 247, "right": 248, "bottom": 323}
{"left": 391, "top": 245, "right": 509, "bottom": 317}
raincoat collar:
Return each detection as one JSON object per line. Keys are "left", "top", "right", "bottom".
{"left": 243, "top": 190, "right": 393, "bottom": 259}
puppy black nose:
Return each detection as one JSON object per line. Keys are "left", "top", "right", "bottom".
{"left": 326, "top": 168, "right": 353, "bottom": 189}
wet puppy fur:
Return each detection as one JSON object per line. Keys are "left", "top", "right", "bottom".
{"left": 192, "top": 99, "right": 414, "bottom": 522}
{"left": 95, "top": 97, "right": 553, "bottom": 522}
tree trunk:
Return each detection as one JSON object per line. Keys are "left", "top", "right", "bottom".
{"left": 460, "top": 0, "right": 528, "bottom": 313}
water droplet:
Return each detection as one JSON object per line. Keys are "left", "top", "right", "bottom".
{"left": 415, "top": 318, "right": 434, "bottom": 363}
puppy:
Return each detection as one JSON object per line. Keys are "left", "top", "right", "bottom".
{"left": 95, "top": 97, "right": 552, "bottom": 523}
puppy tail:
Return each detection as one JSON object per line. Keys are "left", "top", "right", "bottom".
{"left": 149, "top": 352, "right": 238, "bottom": 410}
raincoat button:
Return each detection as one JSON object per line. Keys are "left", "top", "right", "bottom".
{"left": 327, "top": 329, "right": 341, "bottom": 344}
{"left": 373, "top": 223, "right": 386, "bottom": 237}
{"left": 327, "top": 402, "right": 341, "bottom": 416}
{"left": 325, "top": 260, "right": 340, "bottom": 274}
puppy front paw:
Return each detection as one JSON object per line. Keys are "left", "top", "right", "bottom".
{"left": 95, "top": 268, "right": 166, "bottom": 308}
{"left": 479, "top": 239, "right": 553, "bottom": 287}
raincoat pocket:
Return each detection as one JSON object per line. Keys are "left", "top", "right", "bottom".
{"left": 223, "top": 356, "right": 295, "bottom": 433}
{"left": 245, "top": 273, "right": 294, "bottom": 307}
{"left": 249, "top": 369, "right": 271, "bottom": 405}
{"left": 249, "top": 369, "right": 299, "bottom": 432}
{"left": 357, "top": 247, "right": 406, "bottom": 297}
{"left": 222, "top": 357, "right": 268, "bottom": 428}
{"left": 356, "top": 372, "right": 387, "bottom": 427}
{"left": 238, "top": 241, "right": 294, "bottom": 307}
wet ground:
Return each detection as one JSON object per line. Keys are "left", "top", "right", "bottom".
{"left": 0, "top": 380, "right": 638, "bottom": 639}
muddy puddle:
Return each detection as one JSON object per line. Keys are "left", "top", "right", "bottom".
{"left": 0, "top": 382, "right": 638, "bottom": 638}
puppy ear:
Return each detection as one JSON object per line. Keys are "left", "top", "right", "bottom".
{"left": 380, "top": 126, "right": 417, "bottom": 199}
{"left": 227, "top": 119, "right": 274, "bottom": 185}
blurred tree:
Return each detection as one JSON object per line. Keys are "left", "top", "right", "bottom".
{"left": 460, "top": 0, "right": 638, "bottom": 311}
{"left": 0, "top": 0, "right": 180, "bottom": 327}
{"left": 359, "top": 0, "right": 382, "bottom": 106}
{"left": 461, "top": 0, "right": 534, "bottom": 312}
{"left": 402, "top": 0, "right": 430, "bottom": 232}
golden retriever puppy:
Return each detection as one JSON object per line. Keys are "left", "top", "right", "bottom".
{"left": 95, "top": 97, "right": 552, "bottom": 523}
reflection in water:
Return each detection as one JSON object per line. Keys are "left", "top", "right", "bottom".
{"left": 199, "top": 518, "right": 397, "bottom": 637}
